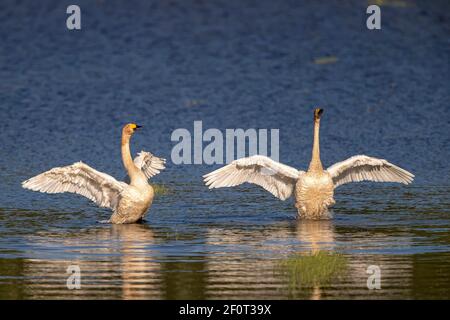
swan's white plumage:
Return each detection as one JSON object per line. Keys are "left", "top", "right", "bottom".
{"left": 327, "top": 155, "right": 414, "bottom": 188}
{"left": 133, "top": 151, "right": 166, "bottom": 179}
{"left": 203, "top": 109, "right": 414, "bottom": 219}
{"left": 203, "top": 155, "right": 303, "bottom": 200}
{"left": 22, "top": 124, "right": 166, "bottom": 224}
{"left": 22, "top": 161, "right": 126, "bottom": 210}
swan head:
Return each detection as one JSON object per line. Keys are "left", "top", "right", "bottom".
{"left": 314, "top": 108, "right": 323, "bottom": 121}
{"left": 122, "top": 123, "right": 142, "bottom": 137}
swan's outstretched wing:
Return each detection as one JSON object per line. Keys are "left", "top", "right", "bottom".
{"left": 327, "top": 155, "right": 414, "bottom": 188}
{"left": 22, "top": 162, "right": 126, "bottom": 210}
{"left": 133, "top": 151, "right": 166, "bottom": 179}
{"left": 203, "top": 155, "right": 303, "bottom": 200}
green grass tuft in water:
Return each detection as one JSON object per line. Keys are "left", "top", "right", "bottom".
{"left": 279, "top": 251, "right": 348, "bottom": 289}
{"left": 153, "top": 184, "right": 170, "bottom": 195}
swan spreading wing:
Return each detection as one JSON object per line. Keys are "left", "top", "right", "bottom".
{"left": 22, "top": 162, "right": 126, "bottom": 210}
{"left": 203, "top": 155, "right": 303, "bottom": 200}
{"left": 327, "top": 155, "right": 414, "bottom": 188}
{"left": 133, "top": 151, "right": 166, "bottom": 179}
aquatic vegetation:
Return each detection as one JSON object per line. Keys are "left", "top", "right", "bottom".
{"left": 279, "top": 251, "right": 348, "bottom": 289}
{"left": 153, "top": 184, "right": 170, "bottom": 195}
{"left": 371, "top": 0, "right": 411, "bottom": 8}
{"left": 313, "top": 56, "right": 338, "bottom": 65}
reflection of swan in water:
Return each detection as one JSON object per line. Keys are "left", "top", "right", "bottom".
{"left": 203, "top": 220, "right": 337, "bottom": 299}
{"left": 204, "top": 108, "right": 414, "bottom": 219}
{"left": 107, "top": 224, "right": 161, "bottom": 299}
{"left": 22, "top": 124, "right": 166, "bottom": 224}
{"left": 21, "top": 224, "right": 161, "bottom": 299}
{"left": 295, "top": 220, "right": 335, "bottom": 253}
{"left": 294, "top": 221, "right": 414, "bottom": 299}
{"left": 294, "top": 220, "right": 337, "bottom": 300}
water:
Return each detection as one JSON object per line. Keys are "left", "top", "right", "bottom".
{"left": 0, "top": 0, "right": 449, "bottom": 299}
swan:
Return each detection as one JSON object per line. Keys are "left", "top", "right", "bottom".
{"left": 203, "top": 108, "right": 414, "bottom": 219}
{"left": 22, "top": 123, "right": 166, "bottom": 224}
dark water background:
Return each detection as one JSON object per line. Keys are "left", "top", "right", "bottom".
{"left": 0, "top": 0, "right": 449, "bottom": 299}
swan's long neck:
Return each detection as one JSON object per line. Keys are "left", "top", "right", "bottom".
{"left": 308, "top": 119, "right": 323, "bottom": 172}
{"left": 121, "top": 133, "right": 140, "bottom": 183}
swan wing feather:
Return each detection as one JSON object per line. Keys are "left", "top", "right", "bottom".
{"left": 327, "top": 155, "right": 414, "bottom": 188}
{"left": 22, "top": 162, "right": 126, "bottom": 210}
{"left": 134, "top": 151, "right": 166, "bottom": 179}
{"left": 203, "top": 155, "right": 302, "bottom": 200}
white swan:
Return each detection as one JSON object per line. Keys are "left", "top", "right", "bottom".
{"left": 22, "top": 123, "right": 166, "bottom": 224}
{"left": 203, "top": 108, "right": 414, "bottom": 219}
